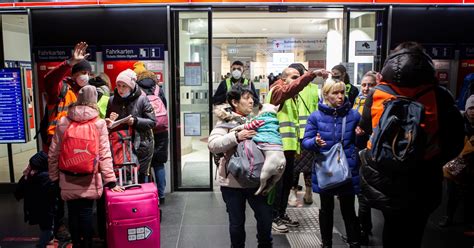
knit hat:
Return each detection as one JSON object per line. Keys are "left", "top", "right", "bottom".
{"left": 29, "top": 151, "right": 48, "bottom": 171}
{"left": 133, "top": 61, "right": 147, "bottom": 75}
{"left": 72, "top": 60, "right": 92, "bottom": 75}
{"left": 116, "top": 69, "right": 137, "bottom": 90}
{"left": 466, "top": 95, "right": 474, "bottom": 110}
{"left": 77, "top": 85, "right": 98, "bottom": 105}
{"left": 289, "top": 63, "right": 307, "bottom": 76}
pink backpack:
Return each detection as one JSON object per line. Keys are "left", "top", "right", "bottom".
{"left": 147, "top": 88, "right": 168, "bottom": 133}
{"left": 59, "top": 118, "right": 99, "bottom": 175}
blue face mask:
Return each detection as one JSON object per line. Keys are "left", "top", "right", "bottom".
{"left": 121, "top": 92, "right": 131, "bottom": 98}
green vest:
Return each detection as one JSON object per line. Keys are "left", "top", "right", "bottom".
{"left": 97, "top": 95, "right": 109, "bottom": 119}
{"left": 226, "top": 78, "right": 249, "bottom": 92}
{"left": 267, "top": 89, "right": 299, "bottom": 153}
{"left": 297, "top": 84, "right": 319, "bottom": 139}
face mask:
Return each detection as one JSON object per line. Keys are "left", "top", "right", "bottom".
{"left": 332, "top": 75, "right": 341, "bottom": 80}
{"left": 76, "top": 74, "right": 89, "bottom": 87}
{"left": 232, "top": 69, "right": 242, "bottom": 80}
{"left": 120, "top": 91, "right": 131, "bottom": 98}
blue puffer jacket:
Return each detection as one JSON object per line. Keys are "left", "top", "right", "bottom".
{"left": 302, "top": 99, "right": 361, "bottom": 195}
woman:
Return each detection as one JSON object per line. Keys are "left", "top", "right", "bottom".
{"left": 331, "top": 64, "right": 359, "bottom": 106}
{"left": 353, "top": 72, "right": 377, "bottom": 115}
{"left": 106, "top": 69, "right": 156, "bottom": 183}
{"left": 48, "top": 85, "right": 123, "bottom": 248}
{"left": 302, "top": 79, "right": 361, "bottom": 248}
{"left": 208, "top": 85, "right": 273, "bottom": 248}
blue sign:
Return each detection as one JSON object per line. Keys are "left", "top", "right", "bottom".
{"left": 34, "top": 46, "right": 97, "bottom": 62}
{"left": 4, "top": 60, "right": 32, "bottom": 69}
{"left": 102, "top": 45, "right": 165, "bottom": 61}
{"left": 0, "top": 68, "right": 28, "bottom": 143}
{"left": 423, "top": 45, "right": 454, "bottom": 60}
{"left": 460, "top": 46, "right": 474, "bottom": 59}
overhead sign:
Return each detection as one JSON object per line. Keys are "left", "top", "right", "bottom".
{"left": 0, "top": 68, "right": 29, "bottom": 143}
{"left": 355, "top": 41, "right": 377, "bottom": 56}
{"left": 423, "top": 44, "right": 454, "bottom": 60}
{"left": 34, "top": 46, "right": 96, "bottom": 62}
{"left": 103, "top": 45, "right": 165, "bottom": 61}
{"left": 127, "top": 226, "right": 152, "bottom": 241}
{"left": 270, "top": 39, "right": 325, "bottom": 51}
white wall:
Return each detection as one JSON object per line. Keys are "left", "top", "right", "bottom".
{"left": 326, "top": 29, "right": 343, "bottom": 71}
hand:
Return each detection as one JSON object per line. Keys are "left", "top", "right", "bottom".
{"left": 127, "top": 117, "right": 135, "bottom": 126}
{"left": 110, "top": 186, "right": 124, "bottom": 193}
{"left": 69, "top": 42, "right": 90, "bottom": 66}
{"left": 105, "top": 118, "right": 113, "bottom": 128}
{"left": 355, "top": 126, "right": 365, "bottom": 136}
{"left": 109, "top": 112, "right": 119, "bottom": 121}
{"left": 237, "top": 130, "right": 257, "bottom": 141}
{"left": 315, "top": 133, "right": 327, "bottom": 147}
{"left": 312, "top": 69, "right": 330, "bottom": 79}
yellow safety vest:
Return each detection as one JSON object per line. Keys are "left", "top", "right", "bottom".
{"left": 97, "top": 95, "right": 110, "bottom": 119}
{"left": 267, "top": 89, "right": 300, "bottom": 153}
{"left": 353, "top": 95, "right": 366, "bottom": 115}
{"left": 226, "top": 78, "right": 249, "bottom": 92}
{"left": 297, "top": 84, "right": 319, "bottom": 139}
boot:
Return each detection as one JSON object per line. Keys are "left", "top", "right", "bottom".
{"left": 288, "top": 188, "right": 298, "bottom": 207}
{"left": 303, "top": 186, "right": 313, "bottom": 205}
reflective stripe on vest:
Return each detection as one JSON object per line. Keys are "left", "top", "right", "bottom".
{"left": 353, "top": 96, "right": 366, "bottom": 115}
{"left": 297, "top": 84, "right": 319, "bottom": 139}
{"left": 226, "top": 78, "right": 249, "bottom": 92}
{"left": 367, "top": 83, "right": 440, "bottom": 159}
{"left": 267, "top": 89, "right": 300, "bottom": 152}
{"left": 47, "top": 88, "right": 77, "bottom": 137}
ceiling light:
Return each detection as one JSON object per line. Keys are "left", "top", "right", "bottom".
{"left": 262, "top": 28, "right": 268, "bottom": 31}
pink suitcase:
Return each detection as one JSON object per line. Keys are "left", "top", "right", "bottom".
{"left": 105, "top": 183, "right": 160, "bottom": 248}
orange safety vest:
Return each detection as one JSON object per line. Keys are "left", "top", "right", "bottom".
{"left": 367, "top": 82, "right": 440, "bottom": 159}
{"left": 46, "top": 86, "right": 77, "bottom": 142}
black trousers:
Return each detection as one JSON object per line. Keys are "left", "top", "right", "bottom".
{"left": 319, "top": 193, "right": 360, "bottom": 246}
{"left": 357, "top": 194, "right": 372, "bottom": 234}
{"left": 67, "top": 199, "right": 94, "bottom": 248}
{"left": 273, "top": 151, "right": 295, "bottom": 219}
{"left": 382, "top": 208, "right": 431, "bottom": 248}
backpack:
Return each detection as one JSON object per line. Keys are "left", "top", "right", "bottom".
{"left": 227, "top": 139, "right": 265, "bottom": 188}
{"left": 369, "top": 84, "right": 435, "bottom": 171}
{"left": 58, "top": 118, "right": 99, "bottom": 176}
{"left": 147, "top": 93, "right": 168, "bottom": 133}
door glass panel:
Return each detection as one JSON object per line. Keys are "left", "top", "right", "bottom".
{"left": 177, "top": 12, "right": 211, "bottom": 189}
{"left": 348, "top": 12, "right": 377, "bottom": 86}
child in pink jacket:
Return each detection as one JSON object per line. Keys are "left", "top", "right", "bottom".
{"left": 48, "top": 85, "right": 123, "bottom": 248}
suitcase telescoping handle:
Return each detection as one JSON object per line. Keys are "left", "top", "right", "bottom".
{"left": 123, "top": 184, "right": 142, "bottom": 190}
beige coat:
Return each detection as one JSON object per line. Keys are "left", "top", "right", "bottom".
{"left": 208, "top": 104, "right": 248, "bottom": 188}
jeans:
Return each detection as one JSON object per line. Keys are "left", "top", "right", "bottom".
{"left": 221, "top": 186, "right": 273, "bottom": 248}
{"left": 153, "top": 163, "right": 166, "bottom": 199}
{"left": 319, "top": 193, "right": 360, "bottom": 246}
{"left": 273, "top": 151, "right": 295, "bottom": 219}
{"left": 67, "top": 199, "right": 94, "bottom": 248}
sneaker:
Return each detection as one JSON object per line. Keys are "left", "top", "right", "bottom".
{"left": 55, "top": 226, "right": 71, "bottom": 242}
{"left": 281, "top": 214, "right": 299, "bottom": 227}
{"left": 288, "top": 188, "right": 298, "bottom": 207}
{"left": 272, "top": 218, "right": 289, "bottom": 233}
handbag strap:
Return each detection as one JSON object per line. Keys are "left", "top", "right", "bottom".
{"left": 340, "top": 116, "right": 346, "bottom": 144}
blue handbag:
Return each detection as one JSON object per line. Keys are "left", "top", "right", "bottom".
{"left": 314, "top": 116, "right": 352, "bottom": 190}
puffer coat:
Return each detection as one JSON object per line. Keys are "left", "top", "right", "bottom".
{"left": 302, "top": 99, "right": 360, "bottom": 195}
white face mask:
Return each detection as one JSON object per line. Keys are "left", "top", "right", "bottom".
{"left": 76, "top": 74, "right": 89, "bottom": 87}
{"left": 120, "top": 91, "right": 131, "bottom": 98}
{"left": 232, "top": 69, "right": 242, "bottom": 80}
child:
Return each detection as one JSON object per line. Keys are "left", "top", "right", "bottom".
{"left": 15, "top": 151, "right": 56, "bottom": 248}
{"left": 48, "top": 85, "right": 123, "bottom": 248}
{"left": 231, "top": 103, "right": 286, "bottom": 195}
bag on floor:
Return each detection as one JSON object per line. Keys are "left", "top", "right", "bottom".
{"left": 227, "top": 139, "right": 265, "bottom": 188}
{"left": 314, "top": 117, "right": 351, "bottom": 190}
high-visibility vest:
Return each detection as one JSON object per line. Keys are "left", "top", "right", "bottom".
{"left": 46, "top": 87, "right": 77, "bottom": 140}
{"left": 267, "top": 89, "right": 300, "bottom": 153}
{"left": 353, "top": 95, "right": 366, "bottom": 115}
{"left": 226, "top": 78, "right": 249, "bottom": 92}
{"left": 297, "top": 84, "right": 319, "bottom": 139}
{"left": 97, "top": 95, "right": 110, "bottom": 119}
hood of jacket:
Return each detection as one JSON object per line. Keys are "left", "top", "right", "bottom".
{"left": 137, "top": 78, "right": 157, "bottom": 95}
{"left": 67, "top": 105, "right": 99, "bottom": 122}
{"left": 381, "top": 48, "right": 436, "bottom": 87}
{"left": 318, "top": 98, "right": 352, "bottom": 117}
{"left": 113, "top": 84, "right": 141, "bottom": 103}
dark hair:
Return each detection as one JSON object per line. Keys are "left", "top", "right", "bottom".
{"left": 393, "top": 41, "right": 424, "bottom": 53}
{"left": 332, "top": 64, "right": 350, "bottom": 84}
{"left": 231, "top": 61, "right": 244, "bottom": 67}
{"left": 226, "top": 84, "right": 253, "bottom": 110}
{"left": 289, "top": 63, "right": 307, "bottom": 76}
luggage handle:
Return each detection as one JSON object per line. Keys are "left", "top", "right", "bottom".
{"left": 123, "top": 184, "right": 142, "bottom": 190}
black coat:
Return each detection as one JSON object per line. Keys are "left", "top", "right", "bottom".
{"left": 359, "top": 48, "right": 465, "bottom": 212}
{"left": 106, "top": 85, "right": 156, "bottom": 174}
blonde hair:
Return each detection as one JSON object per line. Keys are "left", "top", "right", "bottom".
{"left": 322, "top": 79, "right": 346, "bottom": 105}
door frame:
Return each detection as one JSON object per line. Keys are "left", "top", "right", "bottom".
{"left": 169, "top": 7, "right": 214, "bottom": 192}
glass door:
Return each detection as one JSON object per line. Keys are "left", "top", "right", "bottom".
{"left": 170, "top": 9, "right": 213, "bottom": 191}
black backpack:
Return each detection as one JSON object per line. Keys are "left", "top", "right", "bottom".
{"left": 369, "top": 84, "right": 434, "bottom": 172}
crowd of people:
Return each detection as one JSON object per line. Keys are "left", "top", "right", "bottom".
{"left": 210, "top": 41, "right": 474, "bottom": 248}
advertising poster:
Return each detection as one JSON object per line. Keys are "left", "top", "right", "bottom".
{"left": 341, "top": 62, "right": 355, "bottom": 85}
{"left": 357, "top": 63, "right": 373, "bottom": 85}
{"left": 457, "top": 59, "right": 474, "bottom": 97}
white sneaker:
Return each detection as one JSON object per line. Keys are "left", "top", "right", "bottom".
{"left": 272, "top": 218, "right": 289, "bottom": 233}
{"left": 288, "top": 188, "right": 298, "bottom": 207}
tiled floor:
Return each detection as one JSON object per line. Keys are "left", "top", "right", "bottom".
{"left": 0, "top": 184, "right": 473, "bottom": 248}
